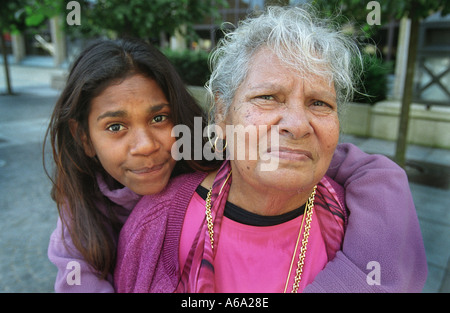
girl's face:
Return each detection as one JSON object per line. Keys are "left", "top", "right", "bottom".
{"left": 83, "top": 74, "right": 177, "bottom": 195}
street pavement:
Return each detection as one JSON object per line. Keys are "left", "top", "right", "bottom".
{"left": 0, "top": 62, "right": 63, "bottom": 292}
{"left": 0, "top": 60, "right": 449, "bottom": 293}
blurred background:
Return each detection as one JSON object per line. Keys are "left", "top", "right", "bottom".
{"left": 0, "top": 0, "right": 449, "bottom": 292}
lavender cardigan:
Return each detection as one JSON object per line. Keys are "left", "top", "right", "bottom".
{"left": 114, "top": 143, "right": 427, "bottom": 293}
{"left": 47, "top": 175, "right": 141, "bottom": 292}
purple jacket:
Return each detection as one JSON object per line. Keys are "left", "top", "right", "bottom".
{"left": 114, "top": 143, "right": 427, "bottom": 293}
{"left": 47, "top": 175, "right": 141, "bottom": 292}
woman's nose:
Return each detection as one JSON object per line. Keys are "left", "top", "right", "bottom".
{"left": 129, "top": 128, "right": 159, "bottom": 156}
{"left": 279, "top": 104, "right": 313, "bottom": 140}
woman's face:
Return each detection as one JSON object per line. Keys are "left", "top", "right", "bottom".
{"left": 83, "top": 74, "right": 177, "bottom": 195}
{"left": 221, "top": 47, "right": 339, "bottom": 196}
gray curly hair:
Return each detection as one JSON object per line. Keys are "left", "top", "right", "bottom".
{"left": 206, "top": 5, "right": 362, "bottom": 124}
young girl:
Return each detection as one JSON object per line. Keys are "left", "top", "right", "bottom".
{"left": 45, "top": 38, "right": 220, "bottom": 292}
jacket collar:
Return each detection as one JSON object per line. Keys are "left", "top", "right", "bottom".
{"left": 96, "top": 173, "right": 142, "bottom": 212}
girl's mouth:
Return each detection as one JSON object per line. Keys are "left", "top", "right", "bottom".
{"left": 129, "top": 163, "right": 165, "bottom": 175}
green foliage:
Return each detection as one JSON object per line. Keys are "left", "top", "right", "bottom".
{"left": 312, "top": 0, "right": 450, "bottom": 38}
{"left": 1, "top": 0, "right": 63, "bottom": 34}
{"left": 66, "top": 0, "right": 227, "bottom": 40}
{"left": 353, "top": 53, "right": 392, "bottom": 104}
{"left": 163, "top": 49, "right": 210, "bottom": 86}
{"left": 23, "top": 0, "right": 62, "bottom": 27}
{"left": 312, "top": 0, "right": 450, "bottom": 22}
{"left": 0, "top": 0, "right": 27, "bottom": 33}
{"left": 2, "top": 0, "right": 227, "bottom": 41}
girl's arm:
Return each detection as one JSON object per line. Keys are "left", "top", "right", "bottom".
{"left": 305, "top": 143, "right": 427, "bottom": 292}
{"left": 48, "top": 217, "right": 115, "bottom": 293}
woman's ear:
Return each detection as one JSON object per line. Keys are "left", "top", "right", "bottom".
{"left": 68, "top": 119, "right": 96, "bottom": 158}
{"left": 214, "top": 95, "right": 227, "bottom": 141}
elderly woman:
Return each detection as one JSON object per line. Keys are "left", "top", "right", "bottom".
{"left": 114, "top": 6, "right": 426, "bottom": 292}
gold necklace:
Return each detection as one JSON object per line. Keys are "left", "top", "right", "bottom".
{"left": 284, "top": 185, "right": 317, "bottom": 293}
{"left": 205, "top": 171, "right": 232, "bottom": 250}
{"left": 204, "top": 177, "right": 317, "bottom": 293}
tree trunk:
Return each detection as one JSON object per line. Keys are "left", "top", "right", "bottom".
{"left": 0, "top": 32, "right": 13, "bottom": 95}
{"left": 394, "top": 16, "right": 420, "bottom": 168}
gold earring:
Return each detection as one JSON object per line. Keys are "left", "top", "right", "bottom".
{"left": 213, "top": 136, "right": 227, "bottom": 153}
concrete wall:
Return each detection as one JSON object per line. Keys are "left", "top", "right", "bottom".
{"left": 339, "top": 103, "right": 372, "bottom": 137}
{"left": 340, "top": 101, "right": 450, "bottom": 149}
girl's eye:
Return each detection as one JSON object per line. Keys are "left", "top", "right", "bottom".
{"left": 107, "top": 124, "right": 125, "bottom": 132}
{"left": 152, "top": 115, "right": 168, "bottom": 123}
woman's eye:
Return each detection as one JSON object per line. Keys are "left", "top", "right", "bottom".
{"left": 107, "top": 124, "right": 125, "bottom": 132}
{"left": 313, "top": 100, "right": 326, "bottom": 106}
{"left": 152, "top": 115, "right": 168, "bottom": 123}
{"left": 312, "top": 100, "right": 333, "bottom": 109}
{"left": 258, "top": 95, "right": 275, "bottom": 100}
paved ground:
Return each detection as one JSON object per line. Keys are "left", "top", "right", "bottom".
{"left": 0, "top": 60, "right": 449, "bottom": 293}
{"left": 0, "top": 63, "right": 63, "bottom": 292}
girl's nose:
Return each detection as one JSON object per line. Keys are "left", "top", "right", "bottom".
{"left": 129, "top": 128, "right": 159, "bottom": 156}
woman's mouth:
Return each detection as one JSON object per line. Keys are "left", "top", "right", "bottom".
{"left": 267, "top": 147, "right": 313, "bottom": 161}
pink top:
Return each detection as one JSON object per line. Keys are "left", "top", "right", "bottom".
{"left": 179, "top": 189, "right": 328, "bottom": 293}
